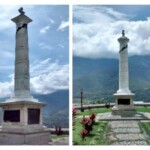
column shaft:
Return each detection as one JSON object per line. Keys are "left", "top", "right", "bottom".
{"left": 119, "top": 43, "right": 129, "bottom": 92}
{"left": 14, "top": 22, "right": 30, "bottom": 97}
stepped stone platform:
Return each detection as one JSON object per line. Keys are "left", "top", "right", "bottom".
{"left": 96, "top": 112, "right": 150, "bottom": 121}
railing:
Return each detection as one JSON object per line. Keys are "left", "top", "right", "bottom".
{"left": 74, "top": 103, "right": 150, "bottom": 110}
{"left": 49, "top": 128, "right": 69, "bottom": 135}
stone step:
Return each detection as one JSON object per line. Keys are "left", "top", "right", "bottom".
{"left": 115, "top": 133, "right": 147, "bottom": 141}
{"left": 108, "top": 120, "right": 149, "bottom": 145}
{"left": 96, "top": 112, "right": 150, "bottom": 121}
{"left": 109, "top": 121, "right": 139, "bottom": 128}
{"left": 112, "top": 140, "right": 148, "bottom": 145}
{"left": 112, "top": 128, "right": 141, "bottom": 133}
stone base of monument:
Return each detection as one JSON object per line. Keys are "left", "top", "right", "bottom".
{"left": 0, "top": 100, "right": 51, "bottom": 145}
{"left": 112, "top": 93, "right": 136, "bottom": 116}
{"left": 0, "top": 128, "right": 50, "bottom": 145}
{"left": 112, "top": 110, "right": 136, "bottom": 116}
{"left": 96, "top": 112, "right": 150, "bottom": 121}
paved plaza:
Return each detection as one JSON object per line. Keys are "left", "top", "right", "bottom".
{"left": 96, "top": 112, "right": 150, "bottom": 121}
{"left": 96, "top": 112, "right": 150, "bottom": 145}
{"left": 108, "top": 121, "right": 149, "bottom": 145}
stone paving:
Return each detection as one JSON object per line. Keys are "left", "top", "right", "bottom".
{"left": 112, "top": 141, "right": 148, "bottom": 145}
{"left": 113, "top": 127, "right": 140, "bottom": 133}
{"left": 96, "top": 112, "right": 150, "bottom": 145}
{"left": 107, "top": 120, "right": 149, "bottom": 145}
{"left": 96, "top": 112, "right": 150, "bottom": 121}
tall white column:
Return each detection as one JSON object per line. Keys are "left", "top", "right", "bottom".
{"left": 112, "top": 30, "right": 135, "bottom": 113}
{"left": 117, "top": 30, "right": 131, "bottom": 94}
{"left": 0, "top": 8, "right": 49, "bottom": 145}
{"left": 11, "top": 8, "right": 32, "bottom": 98}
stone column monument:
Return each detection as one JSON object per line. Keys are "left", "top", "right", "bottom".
{"left": 112, "top": 30, "right": 135, "bottom": 115}
{"left": 0, "top": 8, "right": 50, "bottom": 145}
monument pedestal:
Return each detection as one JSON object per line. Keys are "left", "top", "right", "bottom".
{"left": 0, "top": 101, "right": 50, "bottom": 145}
{"left": 112, "top": 93, "right": 136, "bottom": 116}
{"left": 0, "top": 129, "right": 50, "bottom": 145}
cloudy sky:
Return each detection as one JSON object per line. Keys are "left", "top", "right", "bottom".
{"left": 73, "top": 5, "right": 150, "bottom": 59}
{"left": 0, "top": 5, "right": 69, "bottom": 98}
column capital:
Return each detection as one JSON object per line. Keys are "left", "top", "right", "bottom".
{"left": 118, "top": 30, "right": 129, "bottom": 43}
{"left": 11, "top": 9, "right": 32, "bottom": 24}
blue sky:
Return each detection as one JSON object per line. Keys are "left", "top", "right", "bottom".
{"left": 73, "top": 5, "right": 150, "bottom": 59}
{"left": 0, "top": 5, "right": 69, "bottom": 97}
{"left": 107, "top": 5, "right": 150, "bottom": 21}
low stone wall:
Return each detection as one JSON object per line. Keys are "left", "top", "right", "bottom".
{"left": 74, "top": 103, "right": 150, "bottom": 110}
{"left": 74, "top": 103, "right": 114, "bottom": 110}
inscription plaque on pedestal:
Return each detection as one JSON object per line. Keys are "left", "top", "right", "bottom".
{"left": 4, "top": 110, "right": 20, "bottom": 122}
{"left": 118, "top": 99, "right": 130, "bottom": 105}
{"left": 28, "top": 108, "right": 40, "bottom": 124}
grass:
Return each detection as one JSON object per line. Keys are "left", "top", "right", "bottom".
{"left": 141, "top": 122, "right": 150, "bottom": 138}
{"left": 73, "top": 106, "right": 150, "bottom": 145}
{"left": 76, "top": 106, "right": 150, "bottom": 116}
{"left": 77, "top": 108, "right": 111, "bottom": 116}
{"left": 73, "top": 118, "right": 111, "bottom": 145}
{"left": 136, "top": 106, "right": 150, "bottom": 112}
{"left": 51, "top": 134, "right": 68, "bottom": 140}
{"left": 51, "top": 134, "right": 58, "bottom": 139}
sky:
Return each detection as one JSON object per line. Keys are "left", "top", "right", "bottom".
{"left": 73, "top": 5, "right": 150, "bottom": 59}
{"left": 0, "top": 5, "right": 69, "bottom": 98}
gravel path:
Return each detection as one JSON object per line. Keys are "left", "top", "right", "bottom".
{"left": 108, "top": 120, "right": 149, "bottom": 145}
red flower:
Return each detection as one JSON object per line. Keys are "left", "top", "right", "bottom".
{"left": 73, "top": 108, "right": 77, "bottom": 118}
{"left": 90, "top": 113, "right": 96, "bottom": 121}
{"left": 81, "top": 129, "right": 88, "bottom": 135}
{"left": 81, "top": 116, "right": 90, "bottom": 125}
{"left": 80, "top": 129, "right": 88, "bottom": 141}
{"left": 73, "top": 108, "right": 77, "bottom": 113}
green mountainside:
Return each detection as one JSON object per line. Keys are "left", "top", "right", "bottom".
{"left": 73, "top": 56, "right": 150, "bottom": 103}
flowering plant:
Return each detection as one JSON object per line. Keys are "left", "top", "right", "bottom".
{"left": 80, "top": 129, "right": 88, "bottom": 141}
{"left": 81, "top": 116, "right": 93, "bottom": 133}
{"left": 54, "top": 126, "right": 63, "bottom": 135}
{"left": 73, "top": 108, "right": 77, "bottom": 118}
{"left": 90, "top": 113, "right": 96, "bottom": 124}
{"left": 80, "top": 113, "right": 96, "bottom": 141}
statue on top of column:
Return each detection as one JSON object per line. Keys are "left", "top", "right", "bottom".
{"left": 122, "top": 30, "right": 125, "bottom": 37}
{"left": 18, "top": 7, "right": 25, "bottom": 15}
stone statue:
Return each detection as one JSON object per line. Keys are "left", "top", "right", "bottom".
{"left": 122, "top": 30, "right": 125, "bottom": 37}
{"left": 119, "top": 30, "right": 128, "bottom": 53}
{"left": 18, "top": 7, "right": 25, "bottom": 15}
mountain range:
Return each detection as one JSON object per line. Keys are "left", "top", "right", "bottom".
{"left": 73, "top": 55, "right": 150, "bottom": 103}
